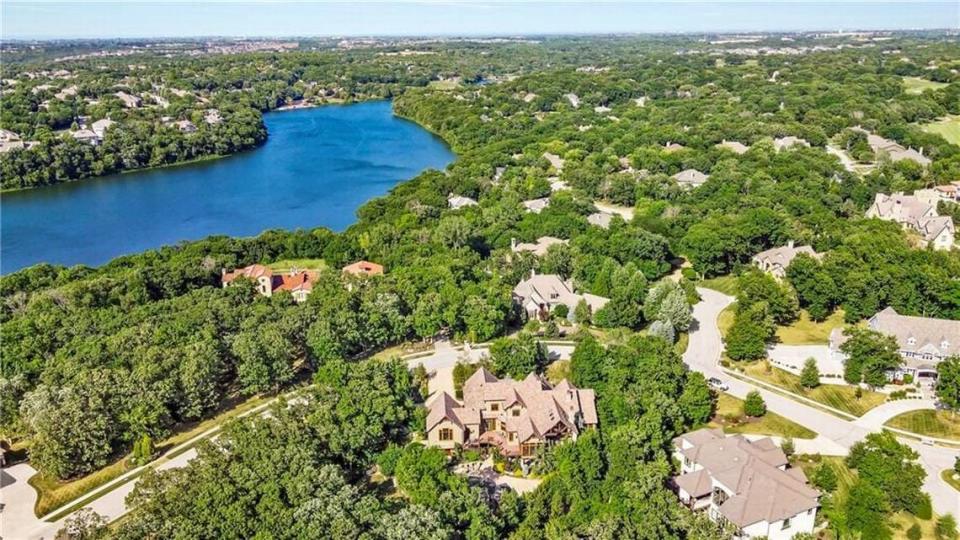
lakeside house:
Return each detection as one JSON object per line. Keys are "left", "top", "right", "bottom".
{"left": 829, "top": 307, "right": 960, "bottom": 380}
{"left": 510, "top": 236, "right": 568, "bottom": 257}
{"left": 426, "top": 368, "right": 598, "bottom": 458}
{"left": 716, "top": 140, "right": 750, "bottom": 154}
{"left": 672, "top": 169, "right": 710, "bottom": 189}
{"left": 448, "top": 194, "right": 479, "bottom": 209}
{"left": 752, "top": 241, "right": 821, "bottom": 279}
{"left": 672, "top": 428, "right": 819, "bottom": 540}
{"left": 342, "top": 260, "right": 384, "bottom": 277}
{"left": 0, "top": 129, "right": 35, "bottom": 153}
{"left": 866, "top": 192, "right": 955, "bottom": 250}
{"left": 773, "top": 136, "right": 810, "bottom": 152}
{"left": 513, "top": 271, "right": 608, "bottom": 321}
{"left": 91, "top": 119, "right": 115, "bottom": 140}
{"left": 221, "top": 264, "right": 318, "bottom": 303}
{"left": 70, "top": 129, "right": 100, "bottom": 145}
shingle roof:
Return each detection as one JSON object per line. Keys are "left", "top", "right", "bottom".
{"left": 869, "top": 307, "right": 960, "bottom": 360}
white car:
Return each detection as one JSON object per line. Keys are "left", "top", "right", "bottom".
{"left": 707, "top": 377, "right": 729, "bottom": 391}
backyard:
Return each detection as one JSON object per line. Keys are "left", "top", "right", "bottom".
{"left": 708, "top": 392, "right": 816, "bottom": 439}
{"left": 886, "top": 410, "right": 960, "bottom": 441}
{"left": 742, "top": 361, "right": 886, "bottom": 417}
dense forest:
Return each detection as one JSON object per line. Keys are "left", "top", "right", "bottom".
{"left": 2, "top": 33, "right": 960, "bottom": 538}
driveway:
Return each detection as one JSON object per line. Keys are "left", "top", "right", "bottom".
{"left": 766, "top": 343, "right": 844, "bottom": 380}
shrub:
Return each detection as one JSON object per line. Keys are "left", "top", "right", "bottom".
{"left": 903, "top": 373, "right": 914, "bottom": 385}
{"left": 907, "top": 524, "right": 923, "bottom": 540}
{"left": 916, "top": 494, "right": 934, "bottom": 521}
{"left": 552, "top": 304, "right": 569, "bottom": 320}
{"left": 936, "top": 514, "right": 958, "bottom": 540}
{"left": 813, "top": 463, "right": 838, "bottom": 492}
{"left": 681, "top": 267, "right": 697, "bottom": 280}
{"left": 377, "top": 444, "right": 404, "bottom": 476}
{"left": 743, "top": 391, "right": 766, "bottom": 417}
{"left": 781, "top": 437, "right": 795, "bottom": 457}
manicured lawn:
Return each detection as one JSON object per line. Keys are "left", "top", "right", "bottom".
{"left": 717, "top": 303, "right": 736, "bottom": 339}
{"left": 903, "top": 76, "right": 948, "bottom": 95}
{"left": 886, "top": 410, "right": 960, "bottom": 441}
{"left": 699, "top": 275, "right": 739, "bottom": 296}
{"left": 708, "top": 393, "right": 816, "bottom": 439}
{"left": 267, "top": 258, "right": 326, "bottom": 271}
{"left": 942, "top": 469, "right": 960, "bottom": 493}
{"left": 775, "top": 309, "right": 845, "bottom": 345}
{"left": 743, "top": 361, "right": 886, "bottom": 417}
{"left": 921, "top": 115, "right": 960, "bottom": 145}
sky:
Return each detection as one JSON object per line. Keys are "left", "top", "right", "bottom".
{"left": 2, "top": 1, "right": 958, "bottom": 40}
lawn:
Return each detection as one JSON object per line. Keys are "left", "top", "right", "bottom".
{"left": 743, "top": 361, "right": 886, "bottom": 417}
{"left": 699, "top": 275, "right": 739, "bottom": 296}
{"left": 942, "top": 469, "right": 960, "bottom": 493}
{"left": 717, "top": 303, "right": 736, "bottom": 339}
{"left": 886, "top": 410, "right": 960, "bottom": 441}
{"left": 546, "top": 360, "right": 571, "bottom": 385}
{"left": 708, "top": 393, "right": 816, "bottom": 439}
{"left": 921, "top": 115, "right": 960, "bottom": 146}
{"left": 267, "top": 258, "right": 326, "bottom": 271}
{"left": 793, "top": 456, "right": 937, "bottom": 540}
{"left": 903, "top": 76, "right": 949, "bottom": 95}
{"left": 775, "top": 309, "right": 845, "bottom": 345}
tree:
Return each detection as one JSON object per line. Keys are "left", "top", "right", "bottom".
{"left": 907, "top": 523, "right": 923, "bottom": 540}
{"left": 937, "top": 356, "right": 960, "bottom": 412}
{"left": 813, "top": 462, "right": 838, "bottom": 492}
{"left": 648, "top": 319, "right": 675, "bottom": 344}
{"left": 737, "top": 269, "right": 799, "bottom": 325}
{"left": 780, "top": 437, "right": 795, "bottom": 457}
{"left": 569, "top": 334, "right": 606, "bottom": 390}
{"left": 845, "top": 480, "right": 892, "bottom": 540}
{"left": 656, "top": 288, "right": 692, "bottom": 332}
{"left": 743, "top": 391, "right": 766, "bottom": 417}
{"left": 847, "top": 431, "right": 926, "bottom": 514}
{"left": 58, "top": 508, "right": 108, "bottom": 540}
{"left": 841, "top": 328, "right": 902, "bottom": 388}
{"left": 800, "top": 358, "right": 821, "bottom": 389}
{"left": 726, "top": 303, "right": 773, "bottom": 361}
{"left": 489, "top": 333, "right": 547, "bottom": 379}
{"left": 131, "top": 434, "right": 154, "bottom": 466}
{"left": 937, "top": 514, "right": 959, "bottom": 540}
{"left": 573, "top": 298, "right": 592, "bottom": 325}
{"left": 232, "top": 323, "right": 295, "bottom": 395}
{"left": 678, "top": 372, "right": 715, "bottom": 426}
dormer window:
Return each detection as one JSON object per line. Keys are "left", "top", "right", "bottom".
{"left": 943, "top": 340, "right": 951, "bottom": 350}
{"left": 490, "top": 403, "right": 500, "bottom": 412}
{"left": 907, "top": 337, "right": 916, "bottom": 346}
{"left": 512, "top": 409, "right": 521, "bottom": 417}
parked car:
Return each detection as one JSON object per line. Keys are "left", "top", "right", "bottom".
{"left": 707, "top": 377, "right": 729, "bottom": 391}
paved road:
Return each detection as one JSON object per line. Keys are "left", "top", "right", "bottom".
{"left": 686, "top": 287, "right": 959, "bottom": 516}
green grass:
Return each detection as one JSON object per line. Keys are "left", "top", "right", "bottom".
{"left": 674, "top": 332, "right": 689, "bottom": 355}
{"left": 743, "top": 361, "right": 886, "bottom": 417}
{"left": 699, "top": 275, "right": 739, "bottom": 296}
{"left": 886, "top": 410, "right": 960, "bottom": 441}
{"left": 903, "top": 76, "right": 948, "bottom": 95}
{"left": 428, "top": 79, "right": 461, "bottom": 90}
{"left": 546, "top": 360, "right": 571, "bottom": 385}
{"left": 708, "top": 393, "right": 816, "bottom": 439}
{"left": 29, "top": 458, "right": 133, "bottom": 518}
{"left": 921, "top": 115, "right": 960, "bottom": 146}
{"left": 775, "top": 309, "right": 846, "bottom": 345}
{"left": 266, "top": 258, "right": 326, "bottom": 271}
{"left": 717, "top": 303, "right": 736, "bottom": 340}
{"left": 942, "top": 469, "right": 960, "bottom": 493}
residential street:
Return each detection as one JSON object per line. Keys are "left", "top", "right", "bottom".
{"left": 686, "top": 287, "right": 960, "bottom": 517}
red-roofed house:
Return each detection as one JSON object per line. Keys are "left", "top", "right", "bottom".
{"left": 341, "top": 260, "right": 385, "bottom": 277}
{"left": 426, "top": 368, "right": 598, "bottom": 458}
{"left": 222, "top": 264, "right": 318, "bottom": 303}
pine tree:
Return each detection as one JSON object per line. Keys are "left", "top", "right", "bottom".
{"left": 800, "top": 357, "right": 820, "bottom": 389}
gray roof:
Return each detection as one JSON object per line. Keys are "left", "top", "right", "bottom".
{"left": 869, "top": 307, "right": 960, "bottom": 359}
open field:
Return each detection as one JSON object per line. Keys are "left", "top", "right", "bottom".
{"left": 775, "top": 309, "right": 845, "bottom": 345}
{"left": 743, "top": 361, "right": 886, "bottom": 417}
{"left": 921, "top": 115, "right": 960, "bottom": 145}
{"left": 266, "top": 258, "right": 327, "bottom": 271}
{"left": 708, "top": 392, "right": 816, "bottom": 439}
{"left": 886, "top": 410, "right": 960, "bottom": 441}
{"left": 794, "top": 456, "right": 937, "bottom": 539}
{"left": 903, "top": 76, "right": 949, "bottom": 95}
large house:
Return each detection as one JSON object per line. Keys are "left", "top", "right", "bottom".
{"left": 672, "top": 169, "right": 710, "bottom": 189}
{"left": 221, "top": 264, "right": 318, "bottom": 303}
{"left": 342, "top": 260, "right": 384, "bottom": 277}
{"left": 513, "top": 271, "right": 609, "bottom": 321}
{"left": 752, "top": 241, "right": 821, "bottom": 279}
{"left": 866, "top": 192, "right": 955, "bottom": 250}
{"left": 672, "top": 429, "right": 819, "bottom": 540}
{"left": 426, "top": 368, "right": 598, "bottom": 458}
{"left": 773, "top": 136, "right": 810, "bottom": 152}
{"left": 830, "top": 307, "right": 960, "bottom": 380}
{"left": 448, "top": 194, "right": 478, "bottom": 209}
{"left": 858, "top": 128, "right": 932, "bottom": 167}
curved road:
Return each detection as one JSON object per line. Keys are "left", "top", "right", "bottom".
{"left": 686, "top": 287, "right": 959, "bottom": 517}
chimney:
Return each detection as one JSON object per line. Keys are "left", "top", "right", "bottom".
{"left": 787, "top": 240, "right": 795, "bottom": 249}
{"left": 530, "top": 268, "right": 536, "bottom": 279}
{"left": 511, "top": 237, "right": 517, "bottom": 250}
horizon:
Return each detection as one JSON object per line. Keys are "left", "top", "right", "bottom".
{"left": 3, "top": 1, "right": 958, "bottom": 41}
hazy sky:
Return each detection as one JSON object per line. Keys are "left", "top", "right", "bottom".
{"left": 3, "top": 1, "right": 958, "bottom": 40}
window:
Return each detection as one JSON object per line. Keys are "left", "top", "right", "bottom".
{"left": 439, "top": 428, "right": 453, "bottom": 441}
{"left": 508, "top": 432, "right": 515, "bottom": 442}
{"left": 781, "top": 518, "right": 791, "bottom": 530}
{"left": 521, "top": 443, "right": 539, "bottom": 457}
{"left": 512, "top": 409, "right": 521, "bottom": 417}
{"left": 490, "top": 403, "right": 499, "bottom": 412}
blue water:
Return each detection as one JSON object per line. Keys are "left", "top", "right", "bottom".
{"left": 0, "top": 101, "right": 454, "bottom": 273}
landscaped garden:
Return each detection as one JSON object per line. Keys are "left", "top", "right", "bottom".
{"left": 708, "top": 393, "right": 816, "bottom": 439}
{"left": 886, "top": 410, "right": 960, "bottom": 441}
{"left": 741, "top": 361, "right": 887, "bottom": 417}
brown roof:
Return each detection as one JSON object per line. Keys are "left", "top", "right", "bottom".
{"left": 675, "top": 468, "right": 714, "bottom": 498}
{"left": 342, "top": 260, "right": 384, "bottom": 276}
{"left": 222, "top": 264, "right": 317, "bottom": 294}
{"left": 222, "top": 264, "right": 272, "bottom": 283}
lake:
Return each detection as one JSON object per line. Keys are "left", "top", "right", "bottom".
{"left": 0, "top": 101, "right": 454, "bottom": 274}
